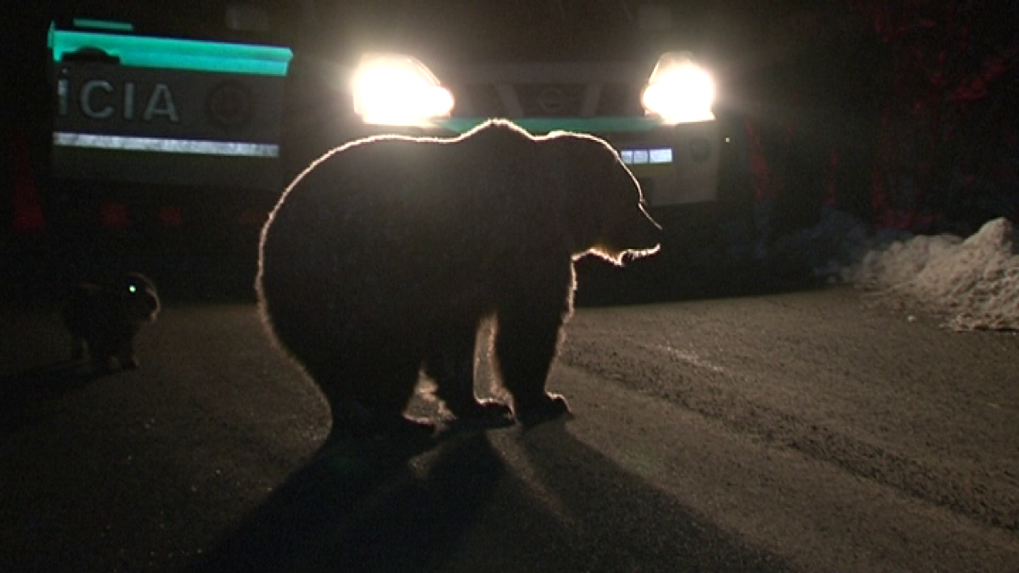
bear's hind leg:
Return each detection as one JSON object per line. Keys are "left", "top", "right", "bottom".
{"left": 313, "top": 352, "right": 434, "bottom": 441}
{"left": 493, "top": 309, "right": 571, "bottom": 426}
{"left": 423, "top": 320, "right": 512, "bottom": 428}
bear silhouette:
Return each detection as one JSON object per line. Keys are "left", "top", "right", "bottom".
{"left": 258, "top": 119, "right": 660, "bottom": 439}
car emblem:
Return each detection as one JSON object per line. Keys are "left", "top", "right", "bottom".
{"left": 206, "top": 81, "right": 253, "bottom": 129}
{"left": 537, "top": 86, "right": 567, "bottom": 114}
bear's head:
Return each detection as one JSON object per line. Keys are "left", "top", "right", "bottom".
{"left": 543, "top": 131, "right": 662, "bottom": 265}
{"left": 115, "top": 272, "right": 161, "bottom": 324}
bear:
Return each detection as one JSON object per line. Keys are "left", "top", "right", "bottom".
{"left": 62, "top": 272, "right": 161, "bottom": 373}
{"left": 257, "top": 118, "right": 660, "bottom": 439}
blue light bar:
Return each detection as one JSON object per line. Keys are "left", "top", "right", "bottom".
{"left": 621, "top": 147, "right": 672, "bottom": 165}
{"left": 649, "top": 148, "right": 673, "bottom": 163}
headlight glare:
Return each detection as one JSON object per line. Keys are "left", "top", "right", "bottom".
{"left": 352, "top": 54, "right": 454, "bottom": 126}
{"left": 641, "top": 51, "right": 715, "bottom": 123}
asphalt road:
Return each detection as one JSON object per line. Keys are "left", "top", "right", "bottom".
{"left": 2, "top": 264, "right": 1018, "bottom": 572}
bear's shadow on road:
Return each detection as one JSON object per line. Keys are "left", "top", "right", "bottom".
{"left": 186, "top": 431, "right": 509, "bottom": 573}
{"left": 188, "top": 421, "right": 791, "bottom": 573}
{"left": 0, "top": 361, "right": 103, "bottom": 433}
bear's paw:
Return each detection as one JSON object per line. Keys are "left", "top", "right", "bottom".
{"left": 514, "top": 393, "right": 572, "bottom": 427}
{"left": 445, "top": 399, "right": 515, "bottom": 432}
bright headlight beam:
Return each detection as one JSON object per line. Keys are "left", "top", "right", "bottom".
{"left": 641, "top": 51, "right": 716, "bottom": 124}
{"left": 352, "top": 54, "right": 454, "bottom": 126}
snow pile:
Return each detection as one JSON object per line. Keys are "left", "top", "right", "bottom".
{"left": 759, "top": 208, "right": 1019, "bottom": 331}
{"left": 840, "top": 217, "right": 1019, "bottom": 331}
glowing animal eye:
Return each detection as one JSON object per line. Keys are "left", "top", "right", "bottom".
{"left": 128, "top": 285, "right": 137, "bottom": 294}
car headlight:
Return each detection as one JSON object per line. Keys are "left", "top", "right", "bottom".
{"left": 640, "top": 51, "right": 715, "bottom": 124}
{"left": 352, "top": 53, "right": 454, "bottom": 126}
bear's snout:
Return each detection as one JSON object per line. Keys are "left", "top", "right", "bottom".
{"left": 143, "top": 293, "right": 161, "bottom": 320}
{"left": 597, "top": 205, "right": 661, "bottom": 264}
{"left": 632, "top": 206, "right": 663, "bottom": 253}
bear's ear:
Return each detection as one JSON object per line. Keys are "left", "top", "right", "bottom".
{"left": 537, "top": 133, "right": 618, "bottom": 254}
{"left": 539, "top": 131, "right": 618, "bottom": 178}
{"left": 544, "top": 132, "right": 635, "bottom": 200}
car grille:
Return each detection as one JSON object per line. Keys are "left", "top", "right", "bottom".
{"left": 515, "top": 83, "right": 585, "bottom": 116}
{"left": 452, "top": 81, "right": 642, "bottom": 118}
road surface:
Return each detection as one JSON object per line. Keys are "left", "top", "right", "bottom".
{"left": 2, "top": 281, "right": 1017, "bottom": 572}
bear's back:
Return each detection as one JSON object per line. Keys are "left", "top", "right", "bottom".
{"left": 258, "top": 119, "right": 560, "bottom": 300}
{"left": 270, "top": 122, "right": 544, "bottom": 241}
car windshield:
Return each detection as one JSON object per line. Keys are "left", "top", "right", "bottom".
{"left": 306, "top": 0, "right": 660, "bottom": 63}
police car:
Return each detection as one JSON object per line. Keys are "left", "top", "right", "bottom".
{"left": 44, "top": 1, "right": 729, "bottom": 244}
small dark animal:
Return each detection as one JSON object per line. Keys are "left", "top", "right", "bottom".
{"left": 62, "top": 272, "right": 161, "bottom": 373}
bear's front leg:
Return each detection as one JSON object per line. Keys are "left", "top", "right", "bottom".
{"left": 87, "top": 337, "right": 118, "bottom": 373}
{"left": 494, "top": 306, "right": 571, "bottom": 426}
{"left": 118, "top": 340, "right": 139, "bottom": 370}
